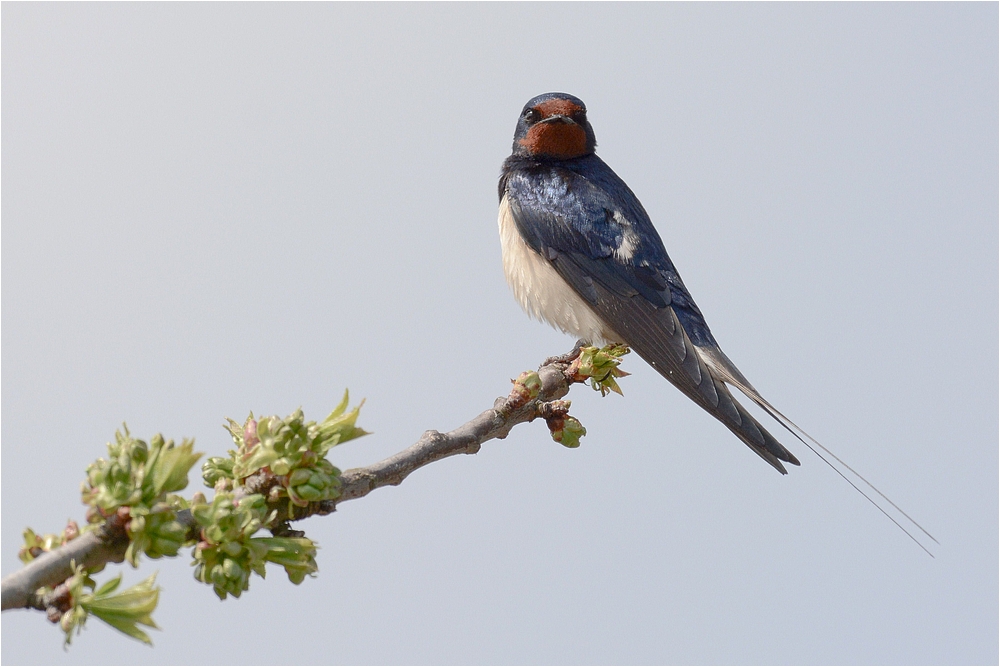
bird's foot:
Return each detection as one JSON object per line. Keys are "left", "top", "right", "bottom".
{"left": 541, "top": 339, "right": 588, "bottom": 368}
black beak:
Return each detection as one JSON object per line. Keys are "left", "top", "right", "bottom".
{"left": 539, "top": 114, "right": 576, "bottom": 125}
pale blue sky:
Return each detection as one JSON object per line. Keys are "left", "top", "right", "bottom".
{"left": 3, "top": 3, "right": 997, "bottom": 664}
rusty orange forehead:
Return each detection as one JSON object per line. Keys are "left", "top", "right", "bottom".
{"left": 534, "top": 98, "right": 583, "bottom": 117}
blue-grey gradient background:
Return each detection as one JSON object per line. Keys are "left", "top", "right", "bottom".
{"left": 2, "top": 3, "right": 997, "bottom": 664}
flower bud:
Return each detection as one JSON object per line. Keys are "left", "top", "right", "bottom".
{"left": 222, "top": 541, "right": 242, "bottom": 557}
{"left": 244, "top": 419, "right": 259, "bottom": 448}
{"left": 63, "top": 520, "right": 80, "bottom": 543}
{"left": 289, "top": 469, "right": 313, "bottom": 486}
{"left": 222, "top": 558, "right": 243, "bottom": 580}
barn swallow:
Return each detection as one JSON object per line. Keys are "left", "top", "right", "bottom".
{"left": 496, "top": 93, "right": 939, "bottom": 554}
{"left": 497, "top": 92, "right": 807, "bottom": 473}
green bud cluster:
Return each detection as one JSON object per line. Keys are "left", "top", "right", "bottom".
{"left": 232, "top": 391, "right": 367, "bottom": 479}
{"left": 191, "top": 493, "right": 271, "bottom": 599}
{"left": 80, "top": 430, "right": 201, "bottom": 566}
{"left": 252, "top": 536, "right": 319, "bottom": 585}
{"left": 24, "top": 395, "right": 363, "bottom": 646}
{"left": 542, "top": 400, "right": 587, "bottom": 448}
{"left": 201, "top": 456, "right": 235, "bottom": 491}
{"left": 190, "top": 493, "right": 318, "bottom": 599}
{"left": 206, "top": 391, "right": 368, "bottom": 512}
{"left": 550, "top": 414, "right": 587, "bottom": 448}
{"left": 286, "top": 459, "right": 340, "bottom": 506}
{"left": 508, "top": 370, "right": 543, "bottom": 409}
{"left": 571, "top": 345, "right": 631, "bottom": 396}
{"left": 80, "top": 429, "right": 152, "bottom": 513}
{"left": 81, "top": 430, "right": 202, "bottom": 522}
{"left": 124, "top": 503, "right": 187, "bottom": 566}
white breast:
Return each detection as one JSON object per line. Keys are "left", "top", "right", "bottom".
{"left": 498, "top": 194, "right": 619, "bottom": 346}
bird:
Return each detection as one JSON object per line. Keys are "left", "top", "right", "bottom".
{"left": 498, "top": 91, "right": 805, "bottom": 473}
{"left": 497, "top": 92, "right": 938, "bottom": 554}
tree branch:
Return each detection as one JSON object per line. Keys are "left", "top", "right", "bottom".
{"left": 331, "top": 358, "right": 571, "bottom": 505}
{"left": 1, "top": 518, "right": 130, "bottom": 612}
{"left": 2, "top": 346, "right": 583, "bottom": 612}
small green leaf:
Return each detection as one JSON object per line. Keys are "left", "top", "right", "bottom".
{"left": 92, "top": 573, "right": 122, "bottom": 598}
{"left": 96, "top": 615, "right": 155, "bottom": 645}
{"left": 148, "top": 439, "right": 202, "bottom": 497}
{"left": 63, "top": 572, "right": 161, "bottom": 646}
{"left": 325, "top": 389, "right": 352, "bottom": 422}
{"left": 571, "top": 345, "right": 630, "bottom": 396}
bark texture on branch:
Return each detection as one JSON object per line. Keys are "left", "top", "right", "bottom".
{"left": 332, "top": 360, "right": 571, "bottom": 505}
{"left": 1, "top": 348, "right": 580, "bottom": 612}
{"left": 1, "top": 518, "right": 130, "bottom": 612}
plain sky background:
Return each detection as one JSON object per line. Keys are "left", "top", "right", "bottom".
{"left": 2, "top": 3, "right": 997, "bottom": 665}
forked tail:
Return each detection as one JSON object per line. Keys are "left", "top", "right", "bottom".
{"left": 698, "top": 346, "right": 939, "bottom": 557}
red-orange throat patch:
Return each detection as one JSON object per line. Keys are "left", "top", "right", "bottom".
{"left": 519, "top": 123, "right": 588, "bottom": 158}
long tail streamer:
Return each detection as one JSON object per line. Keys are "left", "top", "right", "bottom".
{"left": 738, "top": 385, "right": 938, "bottom": 557}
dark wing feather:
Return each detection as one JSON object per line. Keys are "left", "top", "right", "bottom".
{"left": 553, "top": 251, "right": 799, "bottom": 473}
{"left": 504, "top": 157, "right": 799, "bottom": 473}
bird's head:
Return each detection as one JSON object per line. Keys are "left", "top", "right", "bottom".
{"left": 511, "top": 92, "right": 597, "bottom": 160}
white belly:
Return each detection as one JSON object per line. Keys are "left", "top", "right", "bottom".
{"left": 498, "top": 195, "right": 619, "bottom": 346}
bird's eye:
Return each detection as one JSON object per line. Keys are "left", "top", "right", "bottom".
{"left": 523, "top": 108, "right": 541, "bottom": 124}
{"left": 572, "top": 109, "right": 587, "bottom": 123}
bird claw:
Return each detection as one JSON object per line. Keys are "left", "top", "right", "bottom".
{"left": 541, "top": 339, "right": 587, "bottom": 368}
